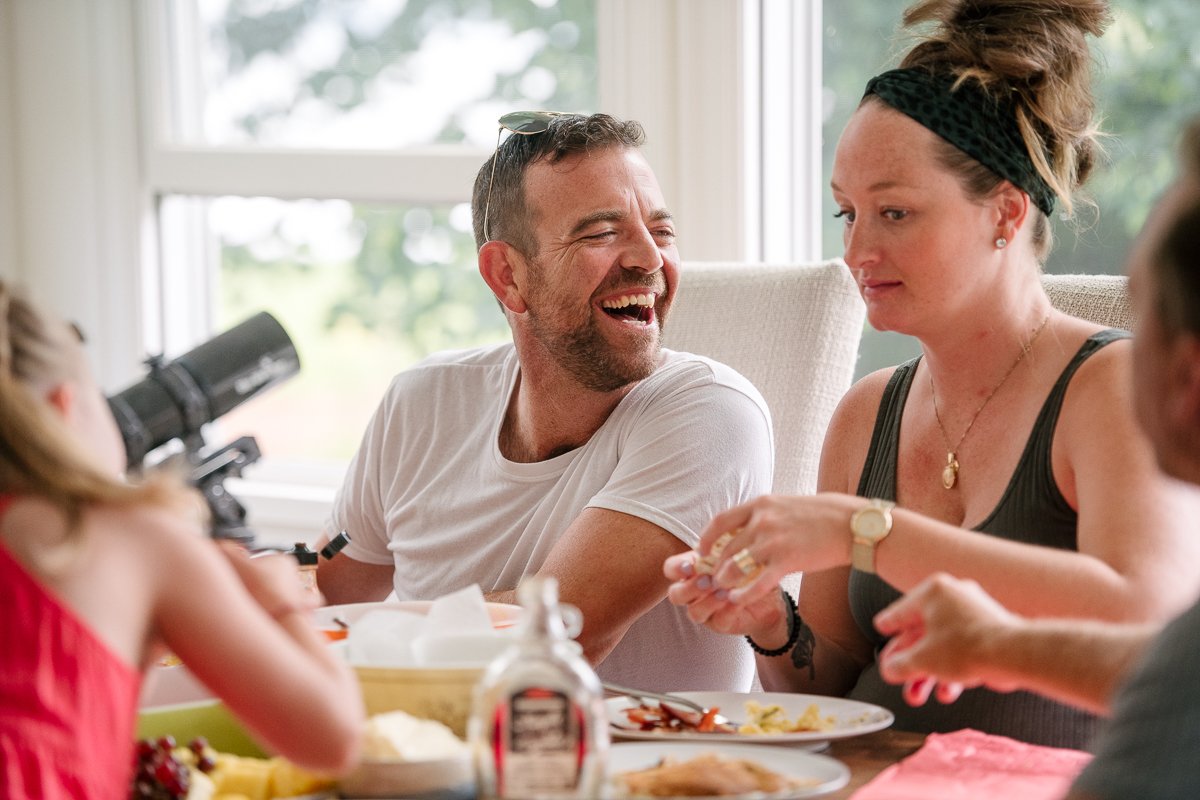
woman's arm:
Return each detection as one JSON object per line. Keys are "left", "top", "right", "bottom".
{"left": 704, "top": 346, "right": 1200, "bottom": 624}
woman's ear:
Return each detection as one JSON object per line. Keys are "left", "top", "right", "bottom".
{"left": 993, "top": 182, "right": 1032, "bottom": 244}
{"left": 478, "top": 240, "right": 528, "bottom": 314}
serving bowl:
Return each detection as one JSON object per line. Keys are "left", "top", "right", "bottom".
{"left": 136, "top": 699, "right": 267, "bottom": 757}
{"left": 339, "top": 754, "right": 474, "bottom": 798}
{"left": 137, "top": 700, "right": 475, "bottom": 798}
{"left": 317, "top": 599, "right": 523, "bottom": 738}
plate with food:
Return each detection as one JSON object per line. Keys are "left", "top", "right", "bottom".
{"left": 607, "top": 691, "right": 893, "bottom": 745}
{"left": 609, "top": 741, "right": 849, "bottom": 799}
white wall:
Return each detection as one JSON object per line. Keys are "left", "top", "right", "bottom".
{"left": 0, "top": 0, "right": 18, "bottom": 283}
{"left": 1, "top": 0, "right": 147, "bottom": 388}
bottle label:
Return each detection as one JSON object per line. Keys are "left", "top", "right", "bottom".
{"left": 496, "top": 687, "right": 585, "bottom": 797}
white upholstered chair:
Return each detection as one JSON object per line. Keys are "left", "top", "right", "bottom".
{"left": 663, "top": 260, "right": 866, "bottom": 497}
{"left": 1041, "top": 273, "right": 1133, "bottom": 330}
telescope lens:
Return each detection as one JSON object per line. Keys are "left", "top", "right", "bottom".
{"left": 177, "top": 312, "right": 300, "bottom": 421}
{"left": 108, "top": 311, "right": 301, "bottom": 468}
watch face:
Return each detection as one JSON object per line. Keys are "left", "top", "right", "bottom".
{"left": 855, "top": 508, "right": 889, "bottom": 540}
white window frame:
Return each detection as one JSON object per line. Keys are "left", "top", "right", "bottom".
{"left": 0, "top": 0, "right": 821, "bottom": 541}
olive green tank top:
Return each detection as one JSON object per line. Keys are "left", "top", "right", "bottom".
{"left": 847, "top": 328, "right": 1129, "bottom": 749}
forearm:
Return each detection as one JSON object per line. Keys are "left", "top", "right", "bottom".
{"left": 490, "top": 508, "right": 682, "bottom": 667}
{"left": 876, "top": 509, "right": 1165, "bottom": 622}
{"left": 744, "top": 591, "right": 867, "bottom": 696}
{"left": 486, "top": 587, "right": 631, "bottom": 666}
{"left": 484, "top": 588, "right": 515, "bottom": 605}
{"left": 979, "top": 619, "right": 1157, "bottom": 715}
{"left": 315, "top": 553, "right": 394, "bottom": 604}
{"left": 755, "top": 627, "right": 867, "bottom": 696}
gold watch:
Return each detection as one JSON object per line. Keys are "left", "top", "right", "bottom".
{"left": 850, "top": 499, "right": 896, "bottom": 574}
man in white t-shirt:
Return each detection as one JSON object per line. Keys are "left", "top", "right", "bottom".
{"left": 316, "top": 113, "right": 773, "bottom": 691}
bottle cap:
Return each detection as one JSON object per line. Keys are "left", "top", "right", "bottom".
{"left": 288, "top": 541, "right": 319, "bottom": 566}
{"left": 320, "top": 530, "right": 351, "bottom": 560}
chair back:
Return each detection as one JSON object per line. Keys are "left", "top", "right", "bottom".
{"left": 1041, "top": 273, "right": 1133, "bottom": 330}
{"left": 664, "top": 260, "right": 866, "bottom": 495}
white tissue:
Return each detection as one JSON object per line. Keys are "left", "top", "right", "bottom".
{"left": 346, "top": 608, "right": 426, "bottom": 666}
{"left": 345, "top": 585, "right": 515, "bottom": 668}
{"left": 422, "top": 585, "right": 494, "bottom": 634}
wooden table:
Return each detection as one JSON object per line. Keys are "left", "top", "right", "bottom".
{"left": 824, "top": 728, "right": 927, "bottom": 798}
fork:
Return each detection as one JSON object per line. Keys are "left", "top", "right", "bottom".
{"left": 602, "top": 681, "right": 740, "bottom": 728}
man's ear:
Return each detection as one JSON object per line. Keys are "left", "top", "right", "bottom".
{"left": 478, "top": 240, "right": 528, "bottom": 315}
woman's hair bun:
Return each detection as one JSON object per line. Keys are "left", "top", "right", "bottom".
{"left": 898, "top": 0, "right": 1111, "bottom": 212}
{"left": 900, "top": 0, "right": 1110, "bottom": 89}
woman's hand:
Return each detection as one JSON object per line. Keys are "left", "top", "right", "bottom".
{"left": 874, "top": 573, "right": 1020, "bottom": 706}
{"left": 693, "top": 493, "right": 863, "bottom": 605}
{"left": 663, "top": 551, "right": 790, "bottom": 643}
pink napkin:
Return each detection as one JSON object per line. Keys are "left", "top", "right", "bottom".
{"left": 850, "top": 729, "right": 1093, "bottom": 800}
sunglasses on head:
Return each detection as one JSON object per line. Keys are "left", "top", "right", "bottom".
{"left": 481, "top": 111, "right": 567, "bottom": 244}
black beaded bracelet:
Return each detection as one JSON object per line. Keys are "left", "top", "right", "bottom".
{"left": 745, "top": 589, "right": 800, "bottom": 657}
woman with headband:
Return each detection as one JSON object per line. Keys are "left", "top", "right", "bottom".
{"left": 665, "top": 0, "right": 1200, "bottom": 748}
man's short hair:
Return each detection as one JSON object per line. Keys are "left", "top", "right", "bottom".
{"left": 1153, "top": 119, "right": 1200, "bottom": 336}
{"left": 471, "top": 113, "right": 646, "bottom": 255}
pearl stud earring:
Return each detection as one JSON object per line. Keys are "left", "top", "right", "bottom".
{"left": 995, "top": 237, "right": 1008, "bottom": 249}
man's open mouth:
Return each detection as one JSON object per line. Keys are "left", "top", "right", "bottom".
{"left": 600, "top": 292, "right": 657, "bottom": 324}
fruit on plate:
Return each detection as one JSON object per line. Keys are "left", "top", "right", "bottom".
{"left": 131, "top": 736, "right": 213, "bottom": 800}
{"left": 209, "top": 753, "right": 333, "bottom": 799}
{"left": 129, "top": 736, "right": 333, "bottom": 800}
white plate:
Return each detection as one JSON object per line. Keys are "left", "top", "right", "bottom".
{"left": 313, "top": 600, "right": 522, "bottom": 630}
{"left": 609, "top": 741, "right": 849, "bottom": 799}
{"left": 608, "top": 691, "right": 893, "bottom": 744}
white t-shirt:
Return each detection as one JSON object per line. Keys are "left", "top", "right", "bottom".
{"left": 328, "top": 343, "right": 774, "bottom": 691}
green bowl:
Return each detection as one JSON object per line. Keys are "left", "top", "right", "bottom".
{"left": 136, "top": 699, "right": 266, "bottom": 758}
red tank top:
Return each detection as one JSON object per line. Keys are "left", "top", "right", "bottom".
{"left": 0, "top": 495, "right": 142, "bottom": 800}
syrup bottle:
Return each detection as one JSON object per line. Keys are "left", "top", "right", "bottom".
{"left": 470, "top": 576, "right": 609, "bottom": 800}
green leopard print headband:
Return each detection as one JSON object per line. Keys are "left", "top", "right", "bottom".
{"left": 864, "top": 68, "right": 1056, "bottom": 217}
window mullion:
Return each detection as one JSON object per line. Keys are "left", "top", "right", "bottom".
{"left": 146, "top": 147, "right": 487, "bottom": 204}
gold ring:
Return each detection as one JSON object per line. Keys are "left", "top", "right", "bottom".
{"left": 732, "top": 547, "right": 759, "bottom": 576}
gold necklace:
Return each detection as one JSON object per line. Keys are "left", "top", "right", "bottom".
{"left": 929, "top": 314, "right": 1050, "bottom": 490}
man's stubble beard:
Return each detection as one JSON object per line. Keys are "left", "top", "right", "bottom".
{"left": 525, "top": 273, "right": 665, "bottom": 393}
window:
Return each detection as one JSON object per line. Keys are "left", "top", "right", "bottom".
{"left": 148, "top": 0, "right": 600, "bottom": 463}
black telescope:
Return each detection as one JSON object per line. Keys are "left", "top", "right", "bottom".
{"left": 107, "top": 312, "right": 301, "bottom": 541}
{"left": 108, "top": 312, "right": 300, "bottom": 468}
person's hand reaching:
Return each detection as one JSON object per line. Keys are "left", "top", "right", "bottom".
{"left": 874, "top": 573, "right": 1021, "bottom": 706}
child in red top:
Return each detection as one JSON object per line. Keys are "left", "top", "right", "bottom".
{"left": 0, "top": 283, "right": 362, "bottom": 799}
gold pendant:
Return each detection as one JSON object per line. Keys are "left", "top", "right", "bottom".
{"left": 942, "top": 452, "right": 959, "bottom": 490}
